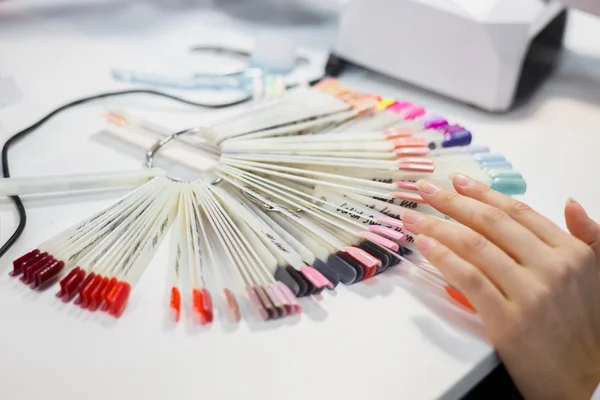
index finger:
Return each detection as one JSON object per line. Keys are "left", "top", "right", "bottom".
{"left": 415, "top": 179, "right": 550, "bottom": 266}
{"left": 450, "top": 173, "right": 572, "bottom": 248}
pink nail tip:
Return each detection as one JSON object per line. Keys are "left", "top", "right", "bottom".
{"left": 344, "top": 246, "right": 382, "bottom": 268}
{"left": 401, "top": 106, "right": 426, "bottom": 120}
{"left": 387, "top": 101, "right": 414, "bottom": 111}
{"left": 376, "top": 216, "right": 405, "bottom": 229}
{"left": 395, "top": 181, "right": 419, "bottom": 191}
{"left": 246, "top": 286, "right": 269, "bottom": 321}
{"left": 397, "top": 163, "right": 435, "bottom": 173}
{"left": 398, "top": 157, "right": 434, "bottom": 165}
{"left": 268, "top": 284, "right": 293, "bottom": 315}
{"left": 394, "top": 147, "right": 430, "bottom": 157}
{"left": 391, "top": 192, "right": 426, "bottom": 203}
{"left": 360, "top": 232, "right": 400, "bottom": 251}
{"left": 277, "top": 282, "right": 302, "bottom": 314}
{"left": 300, "top": 266, "right": 334, "bottom": 290}
{"left": 368, "top": 225, "right": 406, "bottom": 241}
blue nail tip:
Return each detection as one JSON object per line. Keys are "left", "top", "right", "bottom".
{"left": 443, "top": 130, "right": 472, "bottom": 148}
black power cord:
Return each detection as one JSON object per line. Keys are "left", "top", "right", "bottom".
{"left": 0, "top": 88, "right": 252, "bottom": 260}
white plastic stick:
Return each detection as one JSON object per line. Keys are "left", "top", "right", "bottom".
{"left": 0, "top": 169, "right": 165, "bottom": 197}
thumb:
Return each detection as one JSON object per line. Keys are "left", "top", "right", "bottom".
{"left": 565, "top": 197, "right": 600, "bottom": 255}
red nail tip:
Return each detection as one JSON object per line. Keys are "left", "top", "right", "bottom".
{"left": 89, "top": 277, "right": 109, "bottom": 311}
{"left": 74, "top": 273, "right": 96, "bottom": 306}
{"left": 201, "top": 288, "right": 214, "bottom": 323}
{"left": 170, "top": 287, "right": 181, "bottom": 322}
{"left": 444, "top": 286, "right": 476, "bottom": 313}
{"left": 57, "top": 267, "right": 80, "bottom": 298}
{"left": 108, "top": 282, "right": 131, "bottom": 318}
{"left": 102, "top": 278, "right": 118, "bottom": 311}
{"left": 223, "top": 289, "right": 241, "bottom": 323}
{"left": 34, "top": 260, "right": 64, "bottom": 289}
{"left": 22, "top": 255, "right": 53, "bottom": 285}
{"left": 63, "top": 269, "right": 86, "bottom": 302}
{"left": 98, "top": 277, "right": 114, "bottom": 311}
{"left": 192, "top": 289, "right": 207, "bottom": 325}
{"left": 11, "top": 249, "right": 40, "bottom": 276}
{"left": 81, "top": 275, "right": 102, "bottom": 310}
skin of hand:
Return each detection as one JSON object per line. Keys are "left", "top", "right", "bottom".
{"left": 401, "top": 174, "right": 600, "bottom": 400}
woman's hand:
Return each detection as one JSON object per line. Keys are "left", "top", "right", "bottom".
{"left": 401, "top": 174, "right": 600, "bottom": 400}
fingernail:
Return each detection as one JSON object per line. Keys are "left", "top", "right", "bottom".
{"left": 401, "top": 210, "right": 424, "bottom": 225}
{"left": 417, "top": 180, "right": 440, "bottom": 195}
{"left": 450, "top": 173, "right": 473, "bottom": 187}
{"left": 417, "top": 235, "right": 437, "bottom": 252}
{"left": 567, "top": 196, "right": 580, "bottom": 206}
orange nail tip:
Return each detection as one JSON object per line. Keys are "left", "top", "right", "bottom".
{"left": 394, "top": 147, "right": 430, "bottom": 157}
{"left": 383, "top": 127, "right": 414, "bottom": 138}
{"left": 224, "top": 289, "right": 241, "bottom": 323}
{"left": 201, "top": 288, "right": 214, "bottom": 323}
{"left": 391, "top": 138, "right": 427, "bottom": 148}
{"left": 170, "top": 287, "right": 181, "bottom": 322}
{"left": 444, "top": 286, "right": 476, "bottom": 313}
{"left": 108, "top": 282, "right": 131, "bottom": 318}
{"left": 192, "top": 289, "right": 207, "bottom": 325}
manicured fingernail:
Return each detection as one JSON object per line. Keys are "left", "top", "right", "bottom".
{"left": 567, "top": 196, "right": 580, "bottom": 206}
{"left": 416, "top": 180, "right": 440, "bottom": 195}
{"left": 450, "top": 173, "right": 473, "bottom": 187}
{"left": 417, "top": 235, "right": 437, "bottom": 252}
{"left": 401, "top": 210, "right": 424, "bottom": 225}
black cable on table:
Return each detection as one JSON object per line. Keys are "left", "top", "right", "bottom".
{"left": 0, "top": 89, "right": 253, "bottom": 259}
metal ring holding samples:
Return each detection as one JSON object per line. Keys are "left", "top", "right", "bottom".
{"left": 145, "top": 126, "right": 207, "bottom": 169}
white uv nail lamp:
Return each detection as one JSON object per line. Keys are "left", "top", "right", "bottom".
{"left": 326, "top": 0, "right": 582, "bottom": 112}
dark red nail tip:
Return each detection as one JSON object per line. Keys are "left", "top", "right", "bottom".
{"left": 11, "top": 249, "right": 40, "bottom": 276}
{"left": 57, "top": 267, "right": 80, "bottom": 298}
{"left": 34, "top": 260, "right": 64, "bottom": 289}
{"left": 63, "top": 269, "right": 86, "bottom": 302}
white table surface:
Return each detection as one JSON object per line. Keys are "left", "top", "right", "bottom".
{"left": 1, "top": 2, "right": 600, "bottom": 400}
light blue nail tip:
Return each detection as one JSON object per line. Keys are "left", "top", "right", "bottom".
{"left": 474, "top": 154, "right": 507, "bottom": 163}
{"left": 491, "top": 178, "right": 527, "bottom": 195}
{"left": 488, "top": 170, "right": 523, "bottom": 179}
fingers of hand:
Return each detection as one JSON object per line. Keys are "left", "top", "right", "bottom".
{"left": 416, "top": 234, "right": 507, "bottom": 317}
{"left": 403, "top": 209, "right": 525, "bottom": 298}
{"left": 416, "top": 178, "right": 550, "bottom": 266}
{"left": 564, "top": 198, "right": 600, "bottom": 258}
{"left": 450, "top": 173, "right": 570, "bottom": 248}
